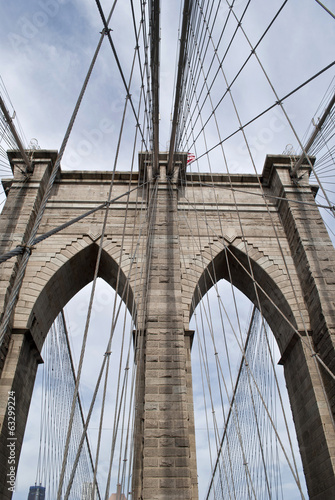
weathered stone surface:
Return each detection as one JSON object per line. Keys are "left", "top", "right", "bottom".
{"left": 0, "top": 152, "right": 334, "bottom": 499}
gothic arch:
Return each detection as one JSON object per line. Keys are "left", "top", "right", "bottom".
{"left": 189, "top": 243, "right": 301, "bottom": 355}
{"left": 14, "top": 241, "right": 135, "bottom": 352}
{"left": 1, "top": 152, "right": 334, "bottom": 499}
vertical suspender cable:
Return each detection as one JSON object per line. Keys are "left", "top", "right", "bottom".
{"left": 291, "top": 91, "right": 335, "bottom": 175}
{"left": 94, "top": 0, "right": 149, "bottom": 150}
{"left": 60, "top": 310, "right": 101, "bottom": 500}
{"left": 167, "top": 0, "right": 193, "bottom": 175}
{"left": 0, "top": 94, "right": 31, "bottom": 171}
{"left": 205, "top": 306, "right": 257, "bottom": 499}
{"left": 150, "top": 0, "right": 160, "bottom": 176}
{"left": 0, "top": 4, "right": 117, "bottom": 348}
{"left": 62, "top": 10, "right": 153, "bottom": 488}
{"left": 90, "top": 29, "right": 143, "bottom": 494}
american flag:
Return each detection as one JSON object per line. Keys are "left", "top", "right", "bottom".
{"left": 187, "top": 153, "right": 196, "bottom": 164}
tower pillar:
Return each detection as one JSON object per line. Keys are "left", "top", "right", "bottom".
{"left": 132, "top": 153, "right": 198, "bottom": 499}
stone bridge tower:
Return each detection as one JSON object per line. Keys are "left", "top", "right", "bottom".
{"left": 0, "top": 150, "right": 334, "bottom": 499}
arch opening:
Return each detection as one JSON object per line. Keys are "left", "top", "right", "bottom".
{"left": 190, "top": 244, "right": 299, "bottom": 356}
{"left": 189, "top": 279, "right": 308, "bottom": 500}
{"left": 10, "top": 242, "right": 138, "bottom": 498}
{"left": 14, "top": 277, "right": 136, "bottom": 499}
{"left": 25, "top": 242, "right": 137, "bottom": 352}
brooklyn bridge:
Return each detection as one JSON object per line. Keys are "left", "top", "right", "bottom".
{"left": 0, "top": 1, "right": 334, "bottom": 499}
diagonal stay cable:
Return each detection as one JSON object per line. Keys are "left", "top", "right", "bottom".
{"left": 191, "top": 253, "right": 306, "bottom": 496}
{"left": 0, "top": 93, "right": 31, "bottom": 172}
{"left": 195, "top": 60, "right": 335, "bottom": 161}
{"left": 91, "top": 19, "right": 149, "bottom": 494}
{"left": 225, "top": 0, "right": 334, "bottom": 213}
{"left": 314, "top": 0, "right": 335, "bottom": 19}
{"left": 193, "top": 181, "right": 335, "bottom": 211}
{"left": 94, "top": 0, "right": 149, "bottom": 151}
{"left": 110, "top": 291, "right": 135, "bottom": 494}
{"left": 205, "top": 306, "right": 257, "bottom": 500}
{"left": 197, "top": 0, "right": 334, "bottom": 431}
{"left": 180, "top": 189, "right": 335, "bottom": 381}
{"left": 223, "top": 0, "right": 335, "bottom": 429}
{"left": 0, "top": 5, "right": 117, "bottom": 348}
{"left": 58, "top": 171, "right": 118, "bottom": 498}
{"left": 63, "top": 59, "right": 154, "bottom": 496}
{"left": 175, "top": 181, "right": 269, "bottom": 497}
{"left": 62, "top": 183, "right": 157, "bottom": 498}
{"left": 179, "top": 0, "right": 252, "bottom": 150}
{"left": 0, "top": 182, "right": 149, "bottom": 265}
{"left": 181, "top": 64, "right": 313, "bottom": 484}
{"left": 292, "top": 90, "right": 335, "bottom": 174}
{"left": 189, "top": 0, "right": 335, "bottom": 442}
{"left": 58, "top": 17, "right": 143, "bottom": 492}
{"left": 181, "top": 0, "right": 287, "bottom": 150}
{"left": 103, "top": 183, "right": 159, "bottom": 499}
{"left": 172, "top": 163, "right": 259, "bottom": 497}
{"left": 60, "top": 310, "right": 102, "bottom": 500}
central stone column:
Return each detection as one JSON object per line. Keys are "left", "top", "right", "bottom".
{"left": 132, "top": 153, "right": 198, "bottom": 499}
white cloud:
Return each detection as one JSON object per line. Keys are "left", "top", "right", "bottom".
{"left": 0, "top": 1, "right": 334, "bottom": 498}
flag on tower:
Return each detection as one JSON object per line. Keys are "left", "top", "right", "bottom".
{"left": 187, "top": 152, "right": 196, "bottom": 164}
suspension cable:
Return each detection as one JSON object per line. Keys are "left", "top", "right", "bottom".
{"left": 168, "top": 0, "right": 193, "bottom": 174}
{"left": 292, "top": 90, "right": 335, "bottom": 175}
{"left": 0, "top": 182, "right": 149, "bottom": 265}
{"left": 0, "top": 7, "right": 116, "bottom": 349}
{"left": 194, "top": 60, "right": 335, "bottom": 162}
{"left": 94, "top": 0, "right": 149, "bottom": 151}
{"left": 314, "top": 0, "right": 335, "bottom": 20}
{"left": 0, "top": 93, "right": 31, "bottom": 171}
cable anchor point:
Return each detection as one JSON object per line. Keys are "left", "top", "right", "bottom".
{"left": 100, "top": 27, "right": 112, "bottom": 36}
{"left": 17, "top": 244, "right": 35, "bottom": 255}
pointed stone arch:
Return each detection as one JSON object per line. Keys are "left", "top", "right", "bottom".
{"left": 189, "top": 242, "right": 300, "bottom": 355}
{"left": 0, "top": 151, "right": 335, "bottom": 498}
{"left": 186, "top": 241, "right": 335, "bottom": 499}
{"left": 13, "top": 240, "right": 136, "bottom": 352}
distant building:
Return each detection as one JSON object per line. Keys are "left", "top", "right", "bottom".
{"left": 109, "top": 484, "right": 127, "bottom": 500}
{"left": 82, "top": 482, "right": 96, "bottom": 500}
{"left": 27, "top": 485, "right": 46, "bottom": 500}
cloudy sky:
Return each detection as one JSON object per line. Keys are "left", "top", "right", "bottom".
{"left": 0, "top": 0, "right": 334, "bottom": 499}
{"left": 0, "top": 0, "right": 334, "bottom": 174}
